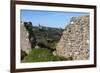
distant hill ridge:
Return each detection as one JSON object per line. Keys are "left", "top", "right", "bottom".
{"left": 20, "top": 22, "right": 63, "bottom": 54}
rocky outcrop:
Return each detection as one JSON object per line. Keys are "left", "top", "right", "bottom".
{"left": 55, "top": 16, "right": 89, "bottom": 60}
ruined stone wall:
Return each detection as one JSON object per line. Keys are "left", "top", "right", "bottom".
{"left": 20, "top": 23, "right": 32, "bottom": 54}
{"left": 55, "top": 16, "right": 89, "bottom": 60}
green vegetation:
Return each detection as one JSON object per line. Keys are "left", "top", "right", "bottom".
{"left": 23, "top": 22, "right": 63, "bottom": 50}
{"left": 22, "top": 48, "right": 68, "bottom": 62}
{"left": 21, "top": 50, "right": 27, "bottom": 60}
{"left": 32, "top": 25, "right": 63, "bottom": 50}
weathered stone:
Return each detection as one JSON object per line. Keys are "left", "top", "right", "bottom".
{"left": 20, "top": 23, "right": 32, "bottom": 54}
{"left": 56, "top": 16, "right": 89, "bottom": 60}
{"left": 20, "top": 22, "right": 36, "bottom": 54}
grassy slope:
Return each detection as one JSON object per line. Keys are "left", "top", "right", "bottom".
{"left": 22, "top": 48, "right": 69, "bottom": 62}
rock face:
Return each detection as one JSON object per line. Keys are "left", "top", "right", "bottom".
{"left": 55, "top": 16, "right": 89, "bottom": 60}
{"left": 20, "top": 22, "right": 36, "bottom": 54}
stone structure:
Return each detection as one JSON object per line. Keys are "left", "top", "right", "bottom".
{"left": 20, "top": 23, "right": 32, "bottom": 54}
{"left": 55, "top": 16, "right": 89, "bottom": 60}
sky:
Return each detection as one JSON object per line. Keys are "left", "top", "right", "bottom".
{"left": 20, "top": 10, "right": 89, "bottom": 29}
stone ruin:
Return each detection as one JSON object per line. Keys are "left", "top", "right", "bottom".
{"left": 20, "top": 23, "right": 31, "bottom": 54}
{"left": 20, "top": 22, "right": 36, "bottom": 54}
{"left": 55, "top": 16, "right": 89, "bottom": 60}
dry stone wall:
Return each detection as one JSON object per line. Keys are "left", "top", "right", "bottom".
{"left": 55, "top": 16, "right": 89, "bottom": 60}
{"left": 20, "top": 23, "right": 32, "bottom": 54}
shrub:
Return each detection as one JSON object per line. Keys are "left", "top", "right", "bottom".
{"left": 21, "top": 50, "right": 27, "bottom": 60}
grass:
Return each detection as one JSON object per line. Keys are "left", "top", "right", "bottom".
{"left": 22, "top": 48, "right": 69, "bottom": 63}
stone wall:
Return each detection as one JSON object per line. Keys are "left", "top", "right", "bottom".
{"left": 20, "top": 23, "right": 32, "bottom": 54}
{"left": 55, "top": 16, "right": 89, "bottom": 60}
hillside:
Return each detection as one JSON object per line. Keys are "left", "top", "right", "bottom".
{"left": 32, "top": 24, "right": 63, "bottom": 50}
{"left": 20, "top": 22, "right": 64, "bottom": 61}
